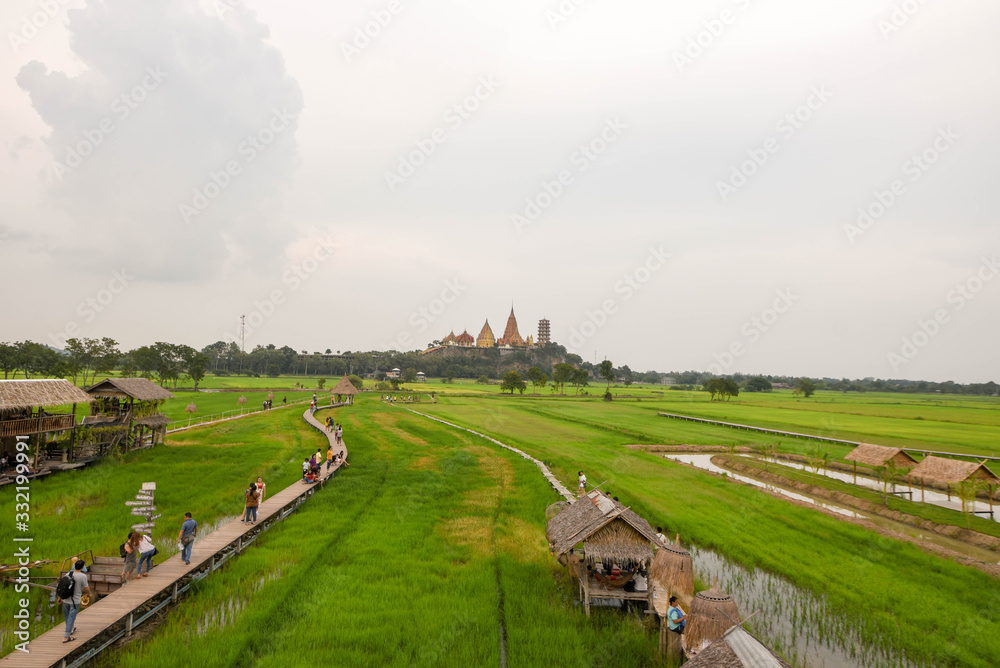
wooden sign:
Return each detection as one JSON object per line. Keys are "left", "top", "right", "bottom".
{"left": 125, "top": 500, "right": 148, "bottom": 507}
{"left": 134, "top": 494, "right": 154, "bottom": 501}
{"left": 142, "top": 482, "right": 156, "bottom": 491}
{"left": 149, "top": 513, "right": 162, "bottom": 520}
{"left": 131, "top": 508, "right": 156, "bottom": 516}
{"left": 131, "top": 523, "right": 155, "bottom": 531}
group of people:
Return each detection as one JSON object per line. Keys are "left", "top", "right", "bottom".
{"left": 324, "top": 417, "right": 343, "bottom": 443}
{"left": 120, "top": 530, "right": 159, "bottom": 582}
{"left": 302, "top": 445, "right": 348, "bottom": 483}
{"left": 241, "top": 476, "right": 267, "bottom": 525}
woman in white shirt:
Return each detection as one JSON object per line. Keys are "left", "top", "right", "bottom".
{"left": 136, "top": 533, "right": 157, "bottom": 577}
{"left": 577, "top": 471, "right": 587, "bottom": 498}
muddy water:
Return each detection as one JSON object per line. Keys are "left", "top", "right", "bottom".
{"left": 757, "top": 456, "right": 999, "bottom": 523}
{"left": 692, "top": 548, "right": 917, "bottom": 668}
{"left": 666, "top": 455, "right": 1000, "bottom": 565}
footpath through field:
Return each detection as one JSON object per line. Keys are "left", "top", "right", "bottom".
{"left": 2, "top": 408, "right": 347, "bottom": 668}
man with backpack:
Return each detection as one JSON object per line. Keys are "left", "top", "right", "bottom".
{"left": 56, "top": 560, "right": 90, "bottom": 644}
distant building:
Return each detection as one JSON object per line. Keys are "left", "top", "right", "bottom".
{"left": 497, "top": 308, "right": 525, "bottom": 347}
{"left": 476, "top": 320, "right": 496, "bottom": 348}
{"left": 537, "top": 318, "right": 551, "bottom": 345}
{"left": 386, "top": 367, "right": 401, "bottom": 379}
{"left": 416, "top": 372, "right": 426, "bottom": 382}
{"left": 442, "top": 331, "right": 457, "bottom": 346}
{"left": 455, "top": 329, "right": 475, "bottom": 347}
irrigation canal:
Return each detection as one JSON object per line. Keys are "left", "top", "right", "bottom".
{"left": 2, "top": 408, "right": 347, "bottom": 668}
{"left": 402, "top": 409, "right": 922, "bottom": 668}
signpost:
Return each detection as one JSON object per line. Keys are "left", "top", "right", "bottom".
{"left": 125, "top": 482, "right": 157, "bottom": 536}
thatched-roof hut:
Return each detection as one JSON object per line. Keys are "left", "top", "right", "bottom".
{"left": 82, "top": 378, "right": 175, "bottom": 454}
{"left": 845, "top": 443, "right": 917, "bottom": 468}
{"left": 546, "top": 490, "right": 660, "bottom": 616}
{"left": 0, "top": 379, "right": 93, "bottom": 468}
{"left": 684, "top": 625, "right": 792, "bottom": 668}
{"left": 330, "top": 376, "right": 359, "bottom": 404}
{"left": 650, "top": 540, "right": 694, "bottom": 600}
{"left": 908, "top": 456, "right": 999, "bottom": 486}
{"left": 684, "top": 587, "right": 742, "bottom": 657}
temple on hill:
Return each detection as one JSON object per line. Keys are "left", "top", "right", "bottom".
{"left": 438, "top": 306, "right": 547, "bottom": 350}
{"left": 476, "top": 320, "right": 496, "bottom": 348}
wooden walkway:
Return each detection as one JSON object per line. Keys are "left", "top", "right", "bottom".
{"left": 2, "top": 408, "right": 347, "bottom": 668}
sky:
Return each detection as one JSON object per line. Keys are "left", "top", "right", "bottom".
{"left": 1, "top": 0, "right": 997, "bottom": 383}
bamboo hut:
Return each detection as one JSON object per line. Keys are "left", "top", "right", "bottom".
{"left": 683, "top": 625, "right": 792, "bottom": 668}
{"left": 844, "top": 444, "right": 917, "bottom": 482}
{"left": 684, "top": 586, "right": 742, "bottom": 657}
{"left": 546, "top": 490, "right": 660, "bottom": 616}
{"left": 650, "top": 539, "right": 694, "bottom": 600}
{"left": 0, "top": 379, "right": 93, "bottom": 475}
{"left": 82, "top": 378, "right": 174, "bottom": 455}
{"left": 907, "top": 455, "right": 999, "bottom": 507}
{"left": 330, "top": 376, "right": 359, "bottom": 405}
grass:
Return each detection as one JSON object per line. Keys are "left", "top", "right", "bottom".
{"left": 413, "top": 395, "right": 1000, "bottom": 668}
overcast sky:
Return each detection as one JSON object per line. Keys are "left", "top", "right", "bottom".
{"left": 1, "top": 0, "right": 997, "bottom": 383}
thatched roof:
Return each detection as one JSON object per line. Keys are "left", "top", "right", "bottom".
{"left": 330, "top": 376, "right": 359, "bottom": 395}
{"left": 650, "top": 542, "right": 694, "bottom": 599}
{"left": 685, "top": 587, "right": 742, "bottom": 654}
{"left": 845, "top": 443, "right": 917, "bottom": 468}
{"left": 909, "top": 456, "right": 999, "bottom": 486}
{"left": 546, "top": 491, "right": 660, "bottom": 567}
{"left": 135, "top": 414, "right": 170, "bottom": 428}
{"left": 684, "top": 626, "right": 792, "bottom": 668}
{"left": 86, "top": 378, "right": 175, "bottom": 402}
{"left": 0, "top": 379, "right": 93, "bottom": 410}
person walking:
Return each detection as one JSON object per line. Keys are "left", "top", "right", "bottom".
{"left": 58, "top": 559, "right": 90, "bottom": 644}
{"left": 121, "top": 531, "right": 140, "bottom": 584}
{"left": 327, "top": 446, "right": 334, "bottom": 471}
{"left": 243, "top": 483, "right": 260, "bottom": 525}
{"left": 178, "top": 513, "right": 197, "bottom": 565}
{"left": 137, "top": 532, "right": 158, "bottom": 577}
{"left": 577, "top": 471, "right": 587, "bottom": 498}
{"left": 255, "top": 476, "right": 266, "bottom": 504}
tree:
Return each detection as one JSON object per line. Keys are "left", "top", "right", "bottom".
{"left": 526, "top": 367, "right": 547, "bottom": 394}
{"left": 721, "top": 378, "right": 740, "bottom": 400}
{"left": 477, "top": 375, "right": 490, "bottom": 384}
{"left": 795, "top": 378, "right": 817, "bottom": 398}
{"left": 745, "top": 376, "right": 772, "bottom": 392}
{"left": 347, "top": 374, "right": 364, "bottom": 390}
{"left": 704, "top": 378, "right": 725, "bottom": 400}
{"left": 873, "top": 462, "right": 905, "bottom": 505}
{"left": 599, "top": 360, "right": 615, "bottom": 392}
{"left": 186, "top": 352, "right": 209, "bottom": 390}
{"left": 500, "top": 370, "right": 526, "bottom": 394}
{"left": 571, "top": 368, "right": 589, "bottom": 395}
{"left": 402, "top": 368, "right": 417, "bottom": 383}
{"left": 0, "top": 342, "right": 17, "bottom": 379}
{"left": 956, "top": 478, "right": 986, "bottom": 529}
{"left": 552, "top": 363, "right": 574, "bottom": 395}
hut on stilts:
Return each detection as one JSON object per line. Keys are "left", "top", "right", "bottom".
{"left": 684, "top": 586, "right": 743, "bottom": 658}
{"left": 546, "top": 490, "right": 660, "bottom": 617}
{"left": 330, "top": 376, "right": 359, "bottom": 405}
{"left": 844, "top": 443, "right": 917, "bottom": 483}
{"left": 682, "top": 625, "right": 793, "bottom": 668}
{"left": 82, "top": 378, "right": 174, "bottom": 456}
{"left": 907, "top": 456, "right": 999, "bottom": 514}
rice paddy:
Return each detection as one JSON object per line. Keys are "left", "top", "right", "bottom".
{"left": 3, "top": 388, "right": 999, "bottom": 667}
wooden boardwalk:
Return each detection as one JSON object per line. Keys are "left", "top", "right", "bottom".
{"left": 3, "top": 408, "right": 347, "bottom": 668}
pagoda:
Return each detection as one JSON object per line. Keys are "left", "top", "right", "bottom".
{"left": 455, "top": 329, "right": 475, "bottom": 347}
{"left": 497, "top": 308, "right": 525, "bottom": 347}
{"left": 476, "top": 320, "right": 496, "bottom": 348}
{"left": 442, "top": 331, "right": 457, "bottom": 346}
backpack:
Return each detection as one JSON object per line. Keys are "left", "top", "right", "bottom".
{"left": 56, "top": 572, "right": 76, "bottom": 600}
{"left": 119, "top": 542, "right": 128, "bottom": 559}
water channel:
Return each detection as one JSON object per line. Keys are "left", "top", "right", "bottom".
{"left": 661, "top": 454, "right": 1000, "bottom": 667}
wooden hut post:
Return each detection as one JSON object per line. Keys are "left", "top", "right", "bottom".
{"left": 583, "top": 572, "right": 591, "bottom": 618}
{"left": 665, "top": 625, "right": 683, "bottom": 660}
{"left": 853, "top": 461, "right": 857, "bottom": 484}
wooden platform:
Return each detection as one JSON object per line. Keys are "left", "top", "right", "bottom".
{"left": 2, "top": 409, "right": 347, "bottom": 668}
